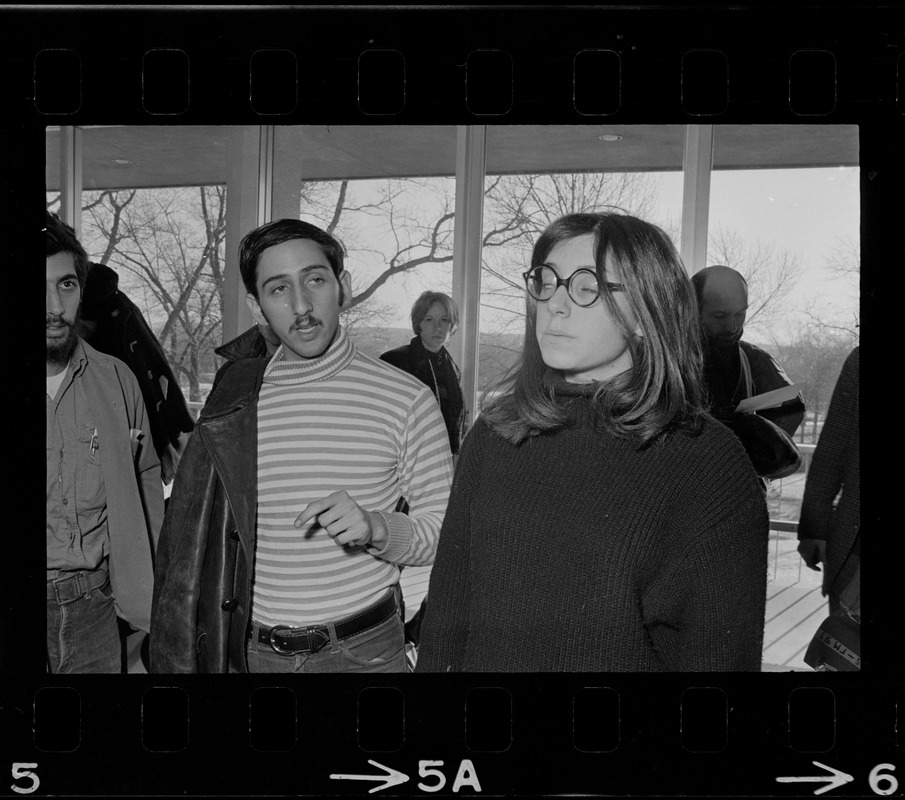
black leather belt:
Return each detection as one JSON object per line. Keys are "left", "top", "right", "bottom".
{"left": 253, "top": 589, "right": 399, "bottom": 655}
{"left": 47, "top": 568, "right": 109, "bottom": 605}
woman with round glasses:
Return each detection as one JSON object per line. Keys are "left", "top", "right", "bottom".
{"left": 416, "top": 212, "right": 769, "bottom": 672}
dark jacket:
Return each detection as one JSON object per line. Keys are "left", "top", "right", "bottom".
{"left": 703, "top": 339, "right": 805, "bottom": 437}
{"left": 79, "top": 263, "right": 195, "bottom": 483}
{"left": 150, "top": 357, "right": 268, "bottom": 673}
{"left": 798, "top": 347, "right": 860, "bottom": 597}
{"left": 381, "top": 336, "right": 465, "bottom": 454}
{"left": 212, "top": 325, "right": 270, "bottom": 390}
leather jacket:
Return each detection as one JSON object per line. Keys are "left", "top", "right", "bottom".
{"left": 150, "top": 356, "right": 268, "bottom": 673}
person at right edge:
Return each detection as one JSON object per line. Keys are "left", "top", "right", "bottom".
{"left": 416, "top": 212, "right": 769, "bottom": 672}
{"left": 798, "top": 347, "right": 860, "bottom": 618}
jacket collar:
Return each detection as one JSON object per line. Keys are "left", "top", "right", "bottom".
{"left": 199, "top": 357, "right": 269, "bottom": 420}
{"left": 215, "top": 325, "right": 269, "bottom": 363}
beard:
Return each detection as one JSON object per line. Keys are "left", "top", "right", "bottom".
{"left": 46, "top": 315, "right": 79, "bottom": 366}
{"left": 706, "top": 328, "right": 743, "bottom": 359}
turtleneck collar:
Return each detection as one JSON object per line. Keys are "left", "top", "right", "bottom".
{"left": 545, "top": 369, "right": 601, "bottom": 399}
{"left": 263, "top": 326, "right": 356, "bottom": 385}
{"left": 551, "top": 379, "right": 599, "bottom": 398}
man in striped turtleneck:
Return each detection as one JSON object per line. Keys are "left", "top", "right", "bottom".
{"left": 151, "top": 219, "right": 453, "bottom": 673}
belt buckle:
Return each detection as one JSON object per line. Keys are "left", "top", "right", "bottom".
{"left": 267, "top": 625, "right": 296, "bottom": 655}
{"left": 267, "top": 625, "right": 329, "bottom": 655}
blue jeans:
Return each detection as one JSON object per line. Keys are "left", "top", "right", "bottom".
{"left": 246, "top": 613, "right": 406, "bottom": 674}
{"left": 47, "top": 571, "right": 121, "bottom": 674}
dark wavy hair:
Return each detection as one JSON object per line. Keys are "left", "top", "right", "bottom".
{"left": 482, "top": 212, "right": 705, "bottom": 447}
{"left": 45, "top": 211, "right": 90, "bottom": 288}
{"left": 239, "top": 218, "right": 346, "bottom": 299}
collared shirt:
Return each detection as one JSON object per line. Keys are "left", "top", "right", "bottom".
{"left": 46, "top": 341, "right": 109, "bottom": 577}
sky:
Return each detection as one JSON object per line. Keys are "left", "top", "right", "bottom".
{"left": 341, "top": 165, "right": 860, "bottom": 345}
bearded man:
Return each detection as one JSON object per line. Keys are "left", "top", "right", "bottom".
{"left": 46, "top": 212, "right": 162, "bottom": 673}
{"left": 692, "top": 265, "right": 805, "bottom": 440}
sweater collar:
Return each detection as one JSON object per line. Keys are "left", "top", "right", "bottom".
{"left": 263, "top": 326, "right": 356, "bottom": 385}
{"left": 411, "top": 335, "right": 447, "bottom": 361}
{"left": 547, "top": 370, "right": 600, "bottom": 398}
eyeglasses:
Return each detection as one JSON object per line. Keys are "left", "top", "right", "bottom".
{"left": 523, "top": 264, "right": 624, "bottom": 308}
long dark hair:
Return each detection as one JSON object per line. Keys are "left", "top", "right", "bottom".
{"left": 482, "top": 212, "right": 705, "bottom": 446}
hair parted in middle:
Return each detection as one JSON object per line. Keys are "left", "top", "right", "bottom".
{"left": 410, "top": 290, "right": 459, "bottom": 335}
{"left": 239, "top": 218, "right": 347, "bottom": 298}
{"left": 482, "top": 211, "right": 705, "bottom": 447}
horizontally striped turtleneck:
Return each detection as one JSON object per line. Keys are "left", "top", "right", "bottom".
{"left": 252, "top": 326, "right": 453, "bottom": 628}
{"left": 263, "top": 325, "right": 356, "bottom": 385}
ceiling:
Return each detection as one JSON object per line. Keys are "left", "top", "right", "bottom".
{"left": 45, "top": 124, "right": 860, "bottom": 191}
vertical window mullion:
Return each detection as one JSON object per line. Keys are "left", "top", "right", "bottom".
{"left": 451, "top": 125, "right": 487, "bottom": 431}
{"left": 680, "top": 124, "right": 714, "bottom": 276}
{"left": 59, "top": 125, "right": 83, "bottom": 238}
{"left": 223, "top": 125, "right": 272, "bottom": 342}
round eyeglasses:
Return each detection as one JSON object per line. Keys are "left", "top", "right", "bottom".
{"left": 523, "top": 264, "right": 624, "bottom": 308}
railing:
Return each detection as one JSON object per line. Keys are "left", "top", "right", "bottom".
{"left": 767, "top": 443, "right": 817, "bottom": 584}
{"left": 768, "top": 443, "right": 816, "bottom": 532}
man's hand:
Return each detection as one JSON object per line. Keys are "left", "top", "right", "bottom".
{"left": 797, "top": 538, "right": 826, "bottom": 571}
{"left": 294, "top": 490, "right": 388, "bottom": 549}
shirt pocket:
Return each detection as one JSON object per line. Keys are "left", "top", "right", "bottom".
{"left": 76, "top": 422, "right": 106, "bottom": 512}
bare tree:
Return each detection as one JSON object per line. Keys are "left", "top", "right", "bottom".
{"left": 825, "top": 236, "right": 860, "bottom": 281}
{"left": 707, "top": 225, "right": 801, "bottom": 336}
{"left": 86, "top": 170, "right": 823, "bottom": 406}
{"left": 796, "top": 236, "right": 860, "bottom": 339}
{"left": 80, "top": 186, "right": 227, "bottom": 402}
{"left": 776, "top": 320, "right": 857, "bottom": 443}
{"left": 296, "top": 178, "right": 458, "bottom": 333}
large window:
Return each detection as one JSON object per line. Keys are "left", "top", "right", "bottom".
{"left": 272, "top": 126, "right": 458, "bottom": 361}
{"left": 707, "top": 125, "right": 859, "bottom": 535}
{"left": 46, "top": 126, "right": 229, "bottom": 403}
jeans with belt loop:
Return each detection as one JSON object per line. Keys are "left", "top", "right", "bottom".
{"left": 47, "top": 569, "right": 121, "bottom": 674}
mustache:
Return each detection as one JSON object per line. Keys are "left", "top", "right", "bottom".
{"left": 290, "top": 316, "right": 321, "bottom": 331}
{"left": 46, "top": 314, "right": 72, "bottom": 327}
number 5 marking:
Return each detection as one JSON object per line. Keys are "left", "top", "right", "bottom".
{"left": 11, "top": 763, "right": 40, "bottom": 794}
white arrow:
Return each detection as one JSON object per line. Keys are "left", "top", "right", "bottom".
{"left": 776, "top": 761, "right": 854, "bottom": 795}
{"left": 330, "top": 760, "right": 410, "bottom": 794}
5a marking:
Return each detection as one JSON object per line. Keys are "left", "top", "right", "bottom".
{"left": 330, "top": 759, "right": 481, "bottom": 794}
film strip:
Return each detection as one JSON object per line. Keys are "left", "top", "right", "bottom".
{"left": 2, "top": 4, "right": 900, "bottom": 797}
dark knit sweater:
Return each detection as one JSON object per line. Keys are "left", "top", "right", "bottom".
{"left": 416, "top": 383, "right": 770, "bottom": 672}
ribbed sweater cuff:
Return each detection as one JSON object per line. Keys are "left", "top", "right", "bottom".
{"left": 367, "top": 511, "right": 412, "bottom": 564}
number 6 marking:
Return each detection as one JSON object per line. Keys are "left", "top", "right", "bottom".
{"left": 869, "top": 763, "right": 897, "bottom": 796}
{"left": 11, "top": 763, "right": 40, "bottom": 795}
